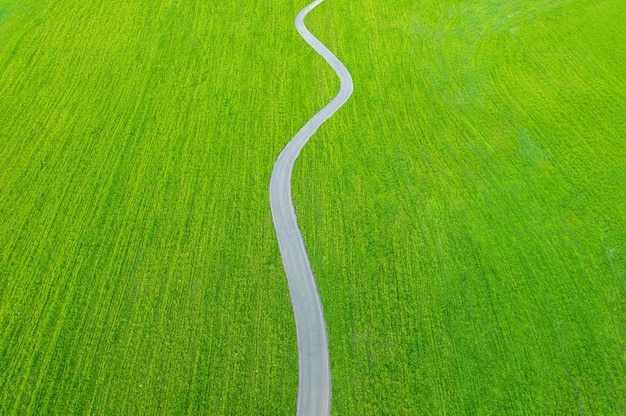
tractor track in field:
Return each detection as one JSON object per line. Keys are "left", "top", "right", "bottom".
{"left": 269, "top": 0, "right": 353, "bottom": 415}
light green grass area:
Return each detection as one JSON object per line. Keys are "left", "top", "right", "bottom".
{"left": 0, "top": 0, "right": 336, "bottom": 413}
{"left": 0, "top": 2, "right": 14, "bottom": 27}
{"left": 297, "top": 0, "right": 626, "bottom": 413}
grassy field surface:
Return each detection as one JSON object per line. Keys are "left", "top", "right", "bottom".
{"left": 296, "top": 0, "right": 626, "bottom": 413}
{"left": 0, "top": 0, "right": 338, "bottom": 413}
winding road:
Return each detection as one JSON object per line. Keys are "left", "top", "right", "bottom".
{"left": 269, "top": 0, "right": 353, "bottom": 415}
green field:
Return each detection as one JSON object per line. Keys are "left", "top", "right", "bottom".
{"left": 0, "top": 0, "right": 337, "bottom": 413}
{"left": 295, "top": 0, "right": 626, "bottom": 413}
{"left": 2, "top": 0, "right": 626, "bottom": 414}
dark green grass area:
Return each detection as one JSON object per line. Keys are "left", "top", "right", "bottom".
{"left": 0, "top": 0, "right": 335, "bottom": 414}
{"left": 297, "top": 0, "right": 626, "bottom": 413}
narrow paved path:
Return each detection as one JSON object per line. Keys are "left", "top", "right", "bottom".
{"left": 269, "top": 1, "right": 353, "bottom": 415}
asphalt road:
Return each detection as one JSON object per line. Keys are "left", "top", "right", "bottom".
{"left": 269, "top": 1, "right": 353, "bottom": 415}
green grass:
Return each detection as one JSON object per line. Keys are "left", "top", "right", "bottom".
{"left": 0, "top": 2, "right": 14, "bottom": 27}
{"left": 4, "top": 0, "right": 625, "bottom": 414}
{"left": 0, "top": 0, "right": 337, "bottom": 413}
{"left": 295, "top": 0, "right": 626, "bottom": 413}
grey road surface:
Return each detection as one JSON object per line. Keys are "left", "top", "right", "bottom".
{"left": 269, "top": 0, "right": 353, "bottom": 415}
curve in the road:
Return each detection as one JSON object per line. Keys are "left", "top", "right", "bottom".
{"left": 269, "top": 1, "right": 353, "bottom": 415}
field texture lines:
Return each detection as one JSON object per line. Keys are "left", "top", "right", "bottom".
{"left": 0, "top": 0, "right": 338, "bottom": 414}
{"left": 294, "top": 0, "right": 626, "bottom": 413}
